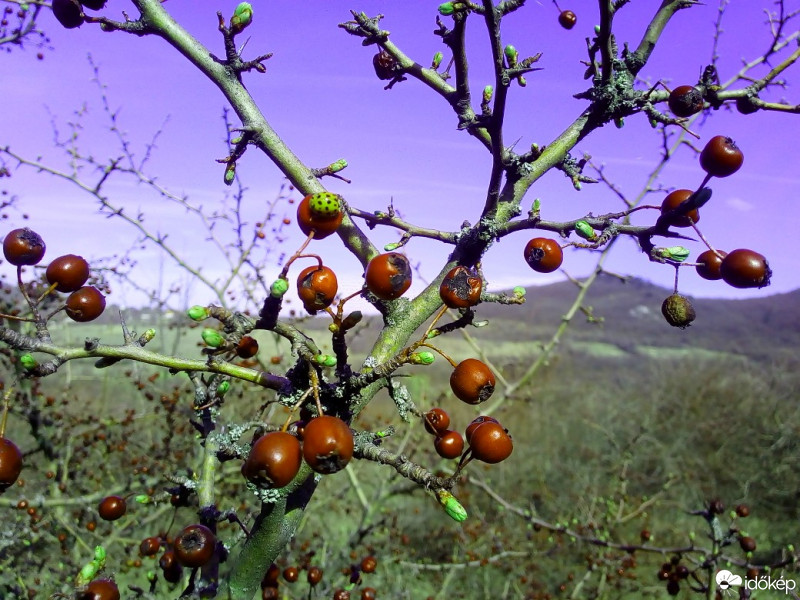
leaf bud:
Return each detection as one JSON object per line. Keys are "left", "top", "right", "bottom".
{"left": 341, "top": 311, "right": 363, "bottom": 331}
{"left": 431, "top": 51, "right": 443, "bottom": 70}
{"left": 270, "top": 278, "right": 289, "bottom": 298}
{"left": 504, "top": 44, "right": 518, "bottom": 68}
{"left": 224, "top": 163, "right": 236, "bottom": 186}
{"left": 383, "top": 242, "right": 401, "bottom": 252}
{"left": 201, "top": 328, "right": 225, "bottom": 348}
{"left": 482, "top": 85, "right": 493, "bottom": 103}
{"left": 574, "top": 220, "right": 596, "bottom": 240}
{"left": 409, "top": 351, "right": 435, "bottom": 365}
{"left": 315, "top": 354, "right": 337, "bottom": 367}
{"left": 513, "top": 286, "right": 526, "bottom": 297}
{"left": 139, "top": 328, "right": 156, "bottom": 344}
{"left": 187, "top": 305, "right": 209, "bottom": 321}
{"left": 657, "top": 246, "right": 691, "bottom": 262}
{"left": 230, "top": 2, "right": 253, "bottom": 32}
{"left": 134, "top": 494, "right": 151, "bottom": 504}
{"left": 217, "top": 381, "right": 230, "bottom": 396}
{"left": 437, "top": 490, "right": 468, "bottom": 522}
{"left": 19, "top": 353, "right": 37, "bottom": 370}
{"left": 328, "top": 159, "right": 348, "bottom": 173}
{"left": 438, "top": 2, "right": 455, "bottom": 16}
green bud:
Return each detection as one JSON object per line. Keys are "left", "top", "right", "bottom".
{"left": 231, "top": 136, "right": 243, "bottom": 145}
{"left": 270, "top": 278, "right": 289, "bottom": 298}
{"left": 308, "top": 192, "right": 342, "bottom": 219}
{"left": 202, "top": 328, "right": 225, "bottom": 348}
{"left": 139, "top": 328, "right": 156, "bottom": 344}
{"left": 217, "top": 381, "right": 230, "bottom": 396}
{"left": 341, "top": 311, "right": 363, "bottom": 331}
{"left": 76, "top": 561, "right": 99, "bottom": 587}
{"left": 788, "top": 544, "right": 795, "bottom": 552}
{"left": 328, "top": 159, "right": 348, "bottom": 173}
{"left": 574, "top": 220, "right": 596, "bottom": 240}
{"left": 649, "top": 117, "right": 658, "bottom": 129}
{"left": 383, "top": 242, "right": 400, "bottom": 252}
{"left": 224, "top": 163, "right": 236, "bottom": 186}
{"left": 482, "top": 85, "right": 493, "bottom": 103}
{"left": 20, "top": 3, "right": 29, "bottom": 10}
{"left": 432, "top": 51, "right": 443, "bottom": 70}
{"left": 187, "top": 305, "right": 209, "bottom": 321}
{"left": 594, "top": 24, "right": 601, "bottom": 34}
{"left": 517, "top": 75, "right": 527, "bottom": 87}
{"left": 662, "top": 246, "right": 691, "bottom": 262}
{"left": 513, "top": 286, "right": 526, "bottom": 297}
{"left": 437, "top": 490, "right": 468, "bottom": 522}
{"left": 438, "top": 2, "right": 455, "bottom": 16}
{"left": 504, "top": 45, "right": 518, "bottom": 68}
{"left": 409, "top": 351, "right": 435, "bottom": 365}
{"left": 532, "top": 199, "right": 541, "bottom": 212}
{"left": 315, "top": 354, "right": 337, "bottom": 367}
{"left": 614, "top": 117, "right": 624, "bottom": 128}
{"left": 19, "top": 353, "right": 37, "bottom": 370}
{"left": 147, "top": 571, "right": 157, "bottom": 583}
{"left": 231, "top": 2, "right": 253, "bottom": 31}
{"left": 328, "top": 323, "right": 340, "bottom": 334}
{"left": 134, "top": 494, "right": 151, "bottom": 504}
{"left": 473, "top": 320, "right": 489, "bottom": 327}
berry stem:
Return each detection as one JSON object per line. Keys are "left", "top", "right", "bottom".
{"left": 280, "top": 387, "right": 313, "bottom": 433}
{"left": 418, "top": 342, "right": 459, "bottom": 369}
{"left": 279, "top": 232, "right": 316, "bottom": 278}
{"left": 0, "top": 387, "right": 13, "bottom": 439}
{"left": 672, "top": 264, "right": 680, "bottom": 294}
{"left": 34, "top": 282, "right": 59, "bottom": 305}
{"left": 690, "top": 222, "right": 723, "bottom": 257}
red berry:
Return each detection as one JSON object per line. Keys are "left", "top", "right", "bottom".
{"left": 360, "top": 555, "right": 377, "bottom": 574}
{"left": 439, "top": 265, "right": 482, "bottom": 308}
{"left": 361, "top": 588, "right": 377, "bottom": 600}
{"left": 695, "top": 250, "right": 727, "bottom": 281}
{"left": 468, "top": 421, "right": 513, "bottom": 464}
{"left": 297, "top": 265, "right": 338, "bottom": 314}
{"left": 46, "top": 254, "right": 90, "bottom": 292}
{"left": 283, "top": 566, "right": 299, "bottom": 583}
{"left": 465, "top": 416, "right": 499, "bottom": 445}
{"left": 668, "top": 85, "right": 704, "bottom": 118}
{"left": 242, "top": 431, "right": 302, "bottom": 488}
{"left": 159, "top": 549, "right": 183, "bottom": 582}
{"left": 80, "top": 0, "right": 107, "bottom": 11}
{"left": 139, "top": 536, "right": 161, "bottom": 556}
{"left": 558, "top": 10, "right": 576, "bottom": 29}
{"left": 235, "top": 335, "right": 259, "bottom": 359}
{"left": 65, "top": 286, "right": 106, "bottom": 322}
{"left": 302, "top": 416, "right": 354, "bottom": 474}
{"left": 51, "top": 0, "right": 84, "bottom": 29}
{"left": 423, "top": 408, "right": 450, "bottom": 435}
{"left": 720, "top": 249, "right": 771, "bottom": 289}
{"left": 3, "top": 228, "right": 45, "bottom": 266}
{"left": 660, "top": 189, "right": 699, "bottom": 228}
{"left": 699, "top": 135, "right": 743, "bottom": 178}
{"left": 174, "top": 523, "right": 216, "bottom": 568}
{"left": 364, "top": 253, "right": 412, "bottom": 300}
{"left": 450, "top": 359, "right": 495, "bottom": 405}
{"left": 524, "top": 238, "right": 563, "bottom": 273}
{"left": 0, "top": 437, "right": 23, "bottom": 493}
{"left": 739, "top": 536, "right": 757, "bottom": 553}
{"left": 307, "top": 566, "right": 323, "bottom": 585}
{"left": 97, "top": 495, "right": 127, "bottom": 521}
{"left": 79, "top": 578, "right": 120, "bottom": 600}
{"left": 434, "top": 430, "right": 464, "bottom": 459}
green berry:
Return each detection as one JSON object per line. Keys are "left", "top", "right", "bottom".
{"left": 308, "top": 192, "right": 342, "bottom": 220}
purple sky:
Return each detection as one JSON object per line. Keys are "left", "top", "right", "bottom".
{"left": 1, "top": 1, "right": 798, "bottom": 313}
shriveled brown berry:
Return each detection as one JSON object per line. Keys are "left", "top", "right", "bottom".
{"left": 65, "top": 286, "right": 106, "bottom": 322}
{"left": 174, "top": 523, "right": 216, "bottom": 568}
{"left": 739, "top": 536, "right": 756, "bottom": 553}
{"left": 235, "top": 336, "right": 259, "bottom": 359}
{"left": 373, "top": 50, "right": 399, "bottom": 80}
{"left": 365, "top": 253, "right": 412, "bottom": 300}
{"left": 423, "top": 408, "right": 450, "bottom": 435}
{"left": 439, "top": 266, "right": 482, "bottom": 308}
{"left": 735, "top": 504, "right": 750, "bottom": 518}
{"left": 661, "top": 294, "right": 695, "bottom": 329}
{"left": 668, "top": 85, "right": 704, "bottom": 118}
{"left": 80, "top": 0, "right": 107, "bottom": 11}
{"left": 360, "top": 555, "right": 377, "bottom": 574}
{"left": 3, "top": 228, "right": 45, "bottom": 266}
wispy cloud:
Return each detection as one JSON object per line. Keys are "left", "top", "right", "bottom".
{"left": 725, "top": 197, "right": 754, "bottom": 211}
